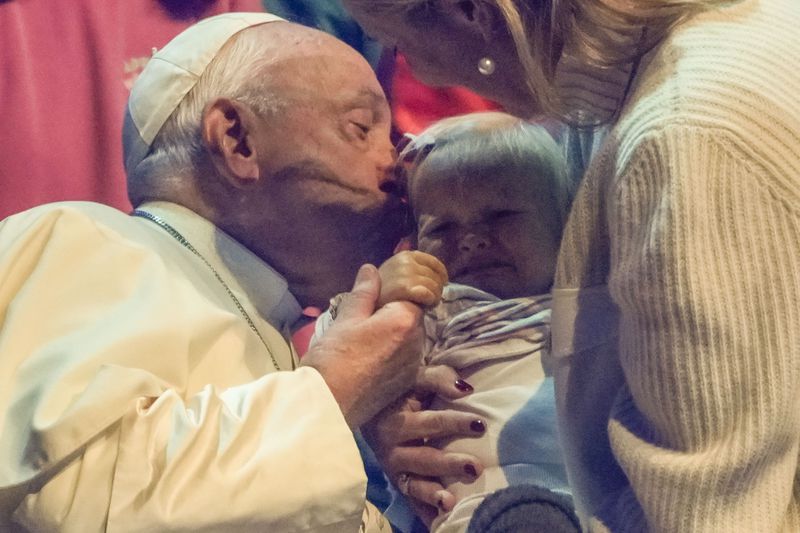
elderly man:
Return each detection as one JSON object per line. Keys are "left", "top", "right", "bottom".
{"left": 0, "top": 13, "right": 477, "bottom": 532}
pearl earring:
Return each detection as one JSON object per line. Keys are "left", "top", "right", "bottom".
{"left": 477, "top": 57, "right": 495, "bottom": 75}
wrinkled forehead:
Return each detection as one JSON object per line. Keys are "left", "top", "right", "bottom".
{"left": 262, "top": 35, "right": 387, "bottom": 109}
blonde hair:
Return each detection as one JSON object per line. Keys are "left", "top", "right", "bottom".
{"left": 345, "top": 0, "right": 731, "bottom": 119}
{"left": 400, "top": 111, "right": 573, "bottom": 240}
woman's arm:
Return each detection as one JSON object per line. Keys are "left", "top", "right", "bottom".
{"left": 602, "top": 124, "right": 800, "bottom": 531}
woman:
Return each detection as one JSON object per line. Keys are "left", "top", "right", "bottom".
{"left": 342, "top": 0, "right": 800, "bottom": 531}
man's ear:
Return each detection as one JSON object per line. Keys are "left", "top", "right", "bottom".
{"left": 442, "top": 0, "right": 497, "bottom": 42}
{"left": 201, "top": 97, "right": 261, "bottom": 188}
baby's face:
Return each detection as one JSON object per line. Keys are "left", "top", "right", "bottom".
{"left": 412, "top": 164, "right": 560, "bottom": 298}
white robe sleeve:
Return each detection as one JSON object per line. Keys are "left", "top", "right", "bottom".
{"left": 0, "top": 206, "right": 366, "bottom": 532}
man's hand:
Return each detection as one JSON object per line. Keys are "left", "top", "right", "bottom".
{"left": 377, "top": 250, "right": 448, "bottom": 308}
{"left": 301, "top": 264, "right": 424, "bottom": 428}
{"left": 362, "top": 365, "right": 487, "bottom": 526}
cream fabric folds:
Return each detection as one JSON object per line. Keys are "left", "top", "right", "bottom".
{"left": 552, "top": 0, "right": 800, "bottom": 530}
{"left": 0, "top": 202, "right": 366, "bottom": 532}
{"left": 424, "top": 284, "right": 568, "bottom": 533}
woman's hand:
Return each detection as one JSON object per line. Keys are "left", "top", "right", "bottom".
{"left": 362, "top": 365, "right": 486, "bottom": 526}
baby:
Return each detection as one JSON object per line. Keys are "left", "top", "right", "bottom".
{"left": 318, "top": 111, "right": 576, "bottom": 532}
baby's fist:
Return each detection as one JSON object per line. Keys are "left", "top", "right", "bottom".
{"left": 378, "top": 250, "right": 448, "bottom": 307}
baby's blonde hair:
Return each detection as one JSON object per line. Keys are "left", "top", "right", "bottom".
{"left": 400, "top": 111, "right": 573, "bottom": 240}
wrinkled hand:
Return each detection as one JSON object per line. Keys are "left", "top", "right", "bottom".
{"left": 302, "top": 264, "right": 424, "bottom": 428}
{"left": 377, "top": 250, "right": 448, "bottom": 308}
{"left": 363, "top": 365, "right": 486, "bottom": 526}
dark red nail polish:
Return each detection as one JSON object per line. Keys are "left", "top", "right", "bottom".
{"left": 470, "top": 419, "right": 486, "bottom": 433}
{"left": 455, "top": 379, "right": 473, "bottom": 393}
{"left": 464, "top": 463, "right": 478, "bottom": 477}
{"left": 437, "top": 496, "right": 447, "bottom": 511}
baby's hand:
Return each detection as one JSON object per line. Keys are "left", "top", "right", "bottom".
{"left": 378, "top": 251, "right": 448, "bottom": 308}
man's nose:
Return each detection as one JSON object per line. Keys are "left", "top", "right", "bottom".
{"left": 458, "top": 232, "right": 490, "bottom": 252}
{"left": 378, "top": 145, "right": 404, "bottom": 197}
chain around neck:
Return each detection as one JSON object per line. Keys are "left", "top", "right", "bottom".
{"left": 132, "top": 209, "right": 291, "bottom": 371}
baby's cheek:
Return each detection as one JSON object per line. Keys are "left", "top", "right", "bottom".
{"left": 416, "top": 236, "right": 444, "bottom": 258}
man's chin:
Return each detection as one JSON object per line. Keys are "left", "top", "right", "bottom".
{"left": 366, "top": 205, "right": 410, "bottom": 259}
{"left": 349, "top": 197, "right": 409, "bottom": 232}
{"left": 313, "top": 199, "right": 407, "bottom": 256}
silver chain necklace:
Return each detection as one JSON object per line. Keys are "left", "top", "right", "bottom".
{"left": 132, "top": 209, "right": 289, "bottom": 371}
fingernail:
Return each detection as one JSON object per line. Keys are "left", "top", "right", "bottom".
{"left": 454, "top": 379, "right": 473, "bottom": 393}
{"left": 464, "top": 463, "right": 478, "bottom": 477}
{"left": 355, "top": 263, "right": 375, "bottom": 282}
{"left": 437, "top": 495, "right": 447, "bottom": 511}
{"left": 470, "top": 419, "right": 486, "bottom": 434}
{"left": 435, "top": 490, "right": 452, "bottom": 512}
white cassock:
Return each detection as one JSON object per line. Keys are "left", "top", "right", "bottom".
{"left": 0, "top": 201, "right": 371, "bottom": 532}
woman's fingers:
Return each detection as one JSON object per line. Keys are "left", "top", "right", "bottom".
{"left": 415, "top": 364, "right": 475, "bottom": 400}
{"left": 385, "top": 445, "right": 483, "bottom": 482}
{"left": 380, "top": 408, "right": 486, "bottom": 444}
{"left": 406, "top": 496, "right": 439, "bottom": 528}
{"left": 395, "top": 473, "right": 457, "bottom": 514}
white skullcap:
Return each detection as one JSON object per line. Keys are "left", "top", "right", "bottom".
{"left": 122, "top": 12, "right": 284, "bottom": 175}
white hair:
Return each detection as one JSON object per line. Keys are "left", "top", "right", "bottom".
{"left": 128, "top": 25, "right": 285, "bottom": 204}
{"left": 401, "top": 111, "right": 574, "bottom": 240}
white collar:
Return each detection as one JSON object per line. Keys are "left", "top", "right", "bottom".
{"left": 134, "top": 201, "right": 303, "bottom": 333}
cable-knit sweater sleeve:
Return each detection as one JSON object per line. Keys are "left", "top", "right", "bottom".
{"left": 598, "top": 124, "right": 800, "bottom": 532}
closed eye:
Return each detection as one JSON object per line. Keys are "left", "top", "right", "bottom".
{"left": 489, "top": 209, "right": 522, "bottom": 221}
{"left": 424, "top": 221, "right": 452, "bottom": 235}
{"left": 350, "top": 122, "right": 370, "bottom": 140}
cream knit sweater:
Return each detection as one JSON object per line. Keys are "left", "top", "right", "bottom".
{"left": 552, "top": 0, "right": 800, "bottom": 531}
